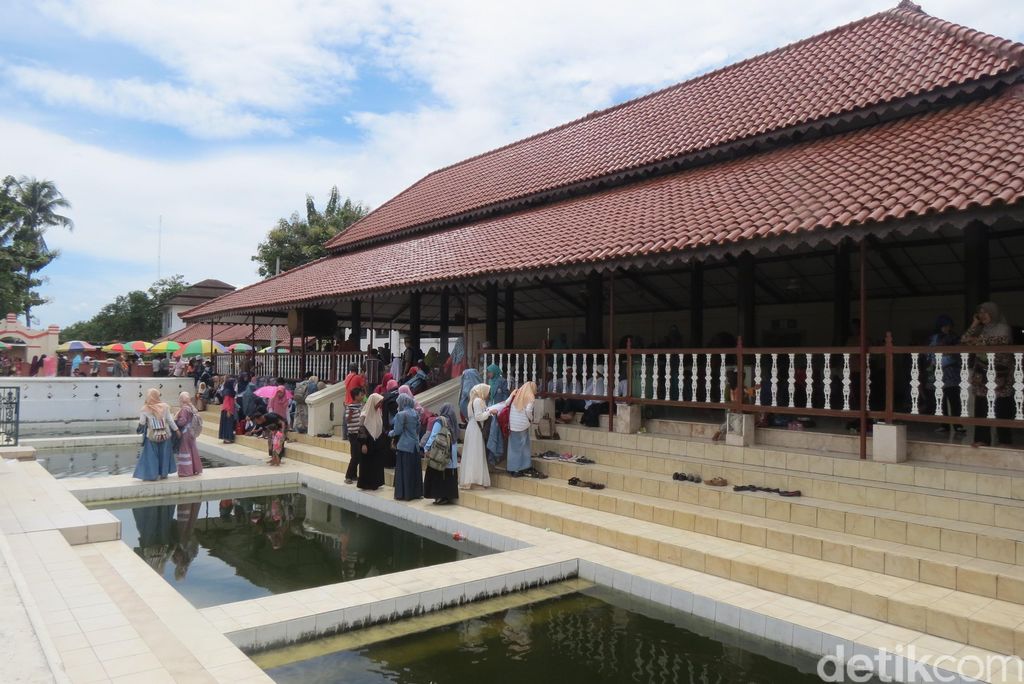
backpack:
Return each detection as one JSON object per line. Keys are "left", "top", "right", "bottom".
{"left": 293, "top": 381, "right": 309, "bottom": 404}
{"left": 147, "top": 415, "right": 170, "bottom": 443}
{"left": 189, "top": 408, "right": 203, "bottom": 434}
{"left": 426, "top": 419, "right": 452, "bottom": 471}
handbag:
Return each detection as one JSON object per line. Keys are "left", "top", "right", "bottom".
{"left": 497, "top": 402, "right": 512, "bottom": 439}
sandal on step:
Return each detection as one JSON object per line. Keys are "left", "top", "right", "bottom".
{"left": 733, "top": 485, "right": 753, "bottom": 492}
{"left": 780, "top": 490, "right": 802, "bottom": 497}
{"left": 705, "top": 477, "right": 728, "bottom": 487}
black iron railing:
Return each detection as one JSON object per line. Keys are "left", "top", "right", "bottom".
{"left": 0, "top": 386, "right": 19, "bottom": 446}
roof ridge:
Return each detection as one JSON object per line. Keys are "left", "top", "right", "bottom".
{"left": 334, "top": 6, "right": 903, "bottom": 246}
{"left": 886, "top": 2, "right": 1024, "bottom": 63}
{"left": 182, "top": 256, "right": 332, "bottom": 319}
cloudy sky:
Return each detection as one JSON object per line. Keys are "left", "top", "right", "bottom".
{"left": 2, "top": 0, "right": 1021, "bottom": 328}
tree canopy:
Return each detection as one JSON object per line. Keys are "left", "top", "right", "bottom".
{"left": 252, "top": 186, "right": 368, "bottom": 278}
{"left": 60, "top": 275, "right": 188, "bottom": 343}
{"left": 0, "top": 175, "right": 72, "bottom": 324}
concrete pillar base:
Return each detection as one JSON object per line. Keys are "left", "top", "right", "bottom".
{"left": 615, "top": 403, "right": 642, "bottom": 434}
{"left": 872, "top": 423, "right": 907, "bottom": 462}
{"left": 0, "top": 446, "right": 37, "bottom": 461}
{"left": 725, "top": 413, "right": 755, "bottom": 447}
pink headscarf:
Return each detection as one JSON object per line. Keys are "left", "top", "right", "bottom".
{"left": 385, "top": 379, "right": 398, "bottom": 392}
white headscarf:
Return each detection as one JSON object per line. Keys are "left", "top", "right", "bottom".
{"left": 361, "top": 393, "right": 384, "bottom": 439}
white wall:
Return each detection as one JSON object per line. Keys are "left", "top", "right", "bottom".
{"left": 10, "top": 377, "right": 196, "bottom": 425}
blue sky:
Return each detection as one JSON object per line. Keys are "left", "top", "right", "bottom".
{"left": 1, "top": 0, "right": 1021, "bottom": 328}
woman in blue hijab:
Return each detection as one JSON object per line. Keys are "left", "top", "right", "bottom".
{"left": 459, "top": 368, "right": 482, "bottom": 421}
{"left": 485, "top": 364, "right": 509, "bottom": 466}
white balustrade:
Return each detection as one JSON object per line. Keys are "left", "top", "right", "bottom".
{"left": 753, "top": 354, "right": 762, "bottom": 406}
{"left": 933, "top": 353, "right": 944, "bottom": 416}
{"left": 720, "top": 353, "right": 728, "bottom": 404}
{"left": 804, "top": 353, "right": 813, "bottom": 409}
{"left": 823, "top": 354, "right": 832, "bottom": 409}
{"left": 787, "top": 353, "right": 796, "bottom": 408}
{"left": 986, "top": 352, "right": 997, "bottom": 419}
{"left": 841, "top": 353, "right": 851, "bottom": 411}
{"left": 770, "top": 353, "right": 779, "bottom": 407}
{"left": 652, "top": 353, "right": 661, "bottom": 400}
{"left": 704, "top": 355, "right": 712, "bottom": 403}
{"left": 909, "top": 353, "right": 920, "bottom": 415}
{"left": 689, "top": 354, "right": 698, "bottom": 402}
{"left": 640, "top": 354, "right": 647, "bottom": 399}
{"left": 959, "top": 353, "right": 970, "bottom": 417}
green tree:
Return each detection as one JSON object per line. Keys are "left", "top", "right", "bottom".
{"left": 11, "top": 177, "right": 74, "bottom": 324}
{"left": 60, "top": 275, "right": 187, "bottom": 343}
{"left": 0, "top": 175, "right": 56, "bottom": 321}
{"left": 252, "top": 186, "right": 368, "bottom": 277}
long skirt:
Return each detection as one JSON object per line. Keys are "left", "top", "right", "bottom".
{"left": 485, "top": 417, "right": 506, "bottom": 466}
{"left": 460, "top": 418, "right": 490, "bottom": 488}
{"left": 506, "top": 430, "right": 532, "bottom": 473}
{"left": 381, "top": 441, "right": 396, "bottom": 469}
{"left": 134, "top": 436, "right": 175, "bottom": 481}
{"left": 424, "top": 466, "right": 459, "bottom": 501}
{"left": 218, "top": 410, "right": 236, "bottom": 442}
{"left": 293, "top": 403, "right": 309, "bottom": 433}
{"left": 176, "top": 431, "right": 203, "bottom": 477}
{"left": 345, "top": 437, "right": 360, "bottom": 481}
{"left": 394, "top": 449, "right": 423, "bottom": 501}
{"left": 358, "top": 437, "right": 386, "bottom": 490}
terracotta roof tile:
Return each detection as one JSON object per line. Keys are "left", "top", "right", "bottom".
{"left": 186, "top": 91, "right": 1024, "bottom": 321}
{"left": 325, "top": 5, "right": 1024, "bottom": 251}
{"left": 156, "top": 323, "right": 291, "bottom": 345}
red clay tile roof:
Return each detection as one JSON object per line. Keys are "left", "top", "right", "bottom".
{"left": 156, "top": 323, "right": 292, "bottom": 345}
{"left": 185, "top": 89, "right": 1024, "bottom": 320}
{"left": 324, "top": 4, "right": 1024, "bottom": 252}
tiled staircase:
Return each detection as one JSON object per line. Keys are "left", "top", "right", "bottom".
{"left": 199, "top": 407, "right": 1024, "bottom": 656}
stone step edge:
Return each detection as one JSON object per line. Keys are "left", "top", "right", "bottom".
{"left": 455, "top": 486, "right": 1024, "bottom": 656}
{"left": 492, "top": 468, "right": 1024, "bottom": 605}
{"left": 539, "top": 430, "right": 1024, "bottom": 504}
{"left": 530, "top": 454, "right": 1024, "bottom": 541}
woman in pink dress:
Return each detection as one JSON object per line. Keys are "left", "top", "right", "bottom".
{"left": 267, "top": 385, "right": 290, "bottom": 427}
{"left": 173, "top": 392, "right": 203, "bottom": 477}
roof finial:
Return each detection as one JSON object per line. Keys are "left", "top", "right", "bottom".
{"left": 896, "top": 0, "right": 924, "bottom": 12}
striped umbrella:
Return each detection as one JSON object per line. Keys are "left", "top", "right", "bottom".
{"left": 227, "top": 343, "right": 253, "bottom": 352}
{"left": 150, "top": 340, "right": 182, "bottom": 354}
{"left": 175, "top": 339, "right": 227, "bottom": 357}
{"left": 102, "top": 341, "right": 152, "bottom": 353}
{"left": 56, "top": 340, "right": 96, "bottom": 353}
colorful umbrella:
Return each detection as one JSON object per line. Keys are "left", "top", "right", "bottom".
{"left": 150, "top": 340, "right": 182, "bottom": 354}
{"left": 57, "top": 340, "right": 96, "bottom": 353}
{"left": 0, "top": 341, "right": 8, "bottom": 350}
{"left": 227, "top": 343, "right": 253, "bottom": 352}
{"left": 175, "top": 339, "right": 227, "bottom": 357}
{"left": 102, "top": 341, "right": 152, "bottom": 353}
{"left": 254, "top": 385, "right": 293, "bottom": 401}
{"left": 258, "top": 346, "right": 289, "bottom": 353}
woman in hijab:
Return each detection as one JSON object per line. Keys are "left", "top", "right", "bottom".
{"left": 423, "top": 347, "right": 438, "bottom": 371}
{"left": 380, "top": 379, "right": 401, "bottom": 468}
{"left": 485, "top": 364, "right": 509, "bottom": 466}
{"left": 218, "top": 377, "right": 237, "bottom": 443}
{"left": 962, "top": 301, "right": 1014, "bottom": 447}
{"left": 239, "top": 381, "right": 262, "bottom": 420}
{"left": 173, "top": 392, "right": 203, "bottom": 477}
{"left": 355, "top": 394, "right": 387, "bottom": 490}
{"left": 459, "top": 368, "right": 482, "bottom": 421}
{"left": 389, "top": 393, "right": 423, "bottom": 501}
{"left": 423, "top": 403, "right": 460, "bottom": 505}
{"left": 460, "top": 383, "right": 492, "bottom": 490}
{"left": 28, "top": 355, "right": 40, "bottom": 377}
{"left": 506, "top": 381, "right": 537, "bottom": 476}
{"left": 134, "top": 388, "right": 180, "bottom": 481}
{"left": 375, "top": 372, "right": 394, "bottom": 396}
{"left": 446, "top": 337, "right": 467, "bottom": 379}
{"left": 267, "top": 385, "right": 290, "bottom": 426}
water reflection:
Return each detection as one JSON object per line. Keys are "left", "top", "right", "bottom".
{"left": 110, "top": 491, "right": 478, "bottom": 608}
{"left": 38, "top": 448, "right": 228, "bottom": 478}
{"left": 265, "top": 588, "right": 827, "bottom": 684}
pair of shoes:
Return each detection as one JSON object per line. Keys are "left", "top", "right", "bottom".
{"left": 673, "top": 472, "right": 702, "bottom": 483}
{"left": 705, "top": 476, "right": 728, "bottom": 487}
{"left": 780, "top": 490, "right": 802, "bottom": 497}
{"left": 432, "top": 498, "right": 452, "bottom": 505}
{"left": 568, "top": 476, "right": 605, "bottom": 490}
{"left": 575, "top": 456, "right": 595, "bottom": 464}
{"left": 344, "top": 479, "right": 354, "bottom": 484}
{"left": 509, "top": 470, "right": 524, "bottom": 478}
{"left": 733, "top": 484, "right": 754, "bottom": 492}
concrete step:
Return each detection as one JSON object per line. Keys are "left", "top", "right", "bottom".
{"left": 453, "top": 485, "right": 1024, "bottom": 656}
{"left": 491, "top": 467, "right": 1024, "bottom": 606}
{"left": 200, "top": 422, "right": 349, "bottom": 472}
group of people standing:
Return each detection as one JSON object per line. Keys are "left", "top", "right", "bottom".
{"left": 134, "top": 388, "right": 204, "bottom": 481}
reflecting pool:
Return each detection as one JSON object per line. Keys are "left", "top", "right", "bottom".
{"left": 260, "top": 584, "right": 829, "bottom": 684}
{"left": 106, "top": 489, "right": 489, "bottom": 608}
{"left": 37, "top": 446, "right": 231, "bottom": 478}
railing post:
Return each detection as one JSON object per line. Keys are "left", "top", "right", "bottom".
{"left": 626, "top": 339, "right": 633, "bottom": 399}
{"left": 884, "top": 332, "right": 894, "bottom": 425}
{"left": 735, "top": 336, "right": 744, "bottom": 413}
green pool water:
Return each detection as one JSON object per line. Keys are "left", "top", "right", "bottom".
{"left": 261, "top": 585, "right": 826, "bottom": 683}
{"left": 106, "top": 489, "right": 488, "bottom": 608}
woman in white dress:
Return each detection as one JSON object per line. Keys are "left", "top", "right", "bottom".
{"left": 459, "top": 383, "right": 492, "bottom": 489}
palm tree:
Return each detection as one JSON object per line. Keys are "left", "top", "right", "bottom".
{"left": 14, "top": 177, "right": 73, "bottom": 324}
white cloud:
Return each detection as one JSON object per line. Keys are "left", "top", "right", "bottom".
{"left": 6, "top": 66, "right": 289, "bottom": 139}
{"left": 3, "top": 0, "right": 1022, "bottom": 327}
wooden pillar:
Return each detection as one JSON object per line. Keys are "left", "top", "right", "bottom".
{"left": 504, "top": 285, "right": 515, "bottom": 348}
{"left": 350, "top": 299, "right": 362, "bottom": 350}
{"left": 439, "top": 288, "right": 450, "bottom": 360}
{"left": 964, "top": 222, "right": 990, "bottom": 326}
{"left": 690, "top": 263, "right": 704, "bottom": 347}
{"left": 409, "top": 292, "right": 422, "bottom": 351}
{"left": 585, "top": 271, "right": 604, "bottom": 348}
{"left": 736, "top": 252, "right": 756, "bottom": 346}
{"left": 486, "top": 283, "right": 498, "bottom": 346}
{"left": 833, "top": 239, "right": 851, "bottom": 345}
